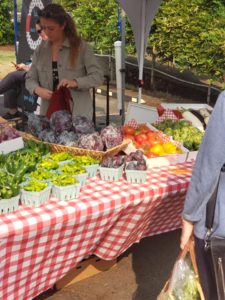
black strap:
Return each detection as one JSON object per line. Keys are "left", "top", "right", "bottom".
{"left": 205, "top": 173, "right": 221, "bottom": 230}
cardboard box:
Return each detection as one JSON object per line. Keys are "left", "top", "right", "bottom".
{"left": 124, "top": 123, "right": 188, "bottom": 168}
{"left": 0, "top": 137, "right": 24, "bottom": 154}
{"left": 55, "top": 256, "right": 117, "bottom": 289}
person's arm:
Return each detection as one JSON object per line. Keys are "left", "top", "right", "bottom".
{"left": 73, "top": 42, "right": 104, "bottom": 89}
{"left": 180, "top": 218, "right": 194, "bottom": 249}
{"left": 16, "top": 63, "right": 30, "bottom": 72}
{"left": 25, "top": 47, "right": 52, "bottom": 100}
{"left": 181, "top": 91, "right": 225, "bottom": 248}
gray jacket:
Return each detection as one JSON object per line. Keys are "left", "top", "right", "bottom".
{"left": 25, "top": 39, "right": 104, "bottom": 119}
{"left": 183, "top": 90, "right": 225, "bottom": 239}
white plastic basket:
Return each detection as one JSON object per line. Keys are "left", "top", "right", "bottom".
{"left": 52, "top": 183, "right": 81, "bottom": 201}
{"left": 21, "top": 185, "right": 52, "bottom": 208}
{"left": 0, "top": 195, "right": 20, "bottom": 214}
{"left": 58, "top": 160, "right": 73, "bottom": 166}
{"left": 125, "top": 169, "right": 147, "bottom": 184}
{"left": 84, "top": 164, "right": 99, "bottom": 177}
{"left": 99, "top": 165, "right": 124, "bottom": 181}
{"left": 75, "top": 173, "right": 88, "bottom": 186}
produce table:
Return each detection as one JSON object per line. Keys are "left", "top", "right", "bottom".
{"left": 0, "top": 161, "right": 193, "bottom": 300}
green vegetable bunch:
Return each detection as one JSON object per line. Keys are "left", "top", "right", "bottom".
{"left": 23, "top": 180, "right": 48, "bottom": 192}
{"left": 171, "top": 276, "right": 200, "bottom": 300}
{"left": 49, "top": 152, "right": 73, "bottom": 162}
{"left": 29, "top": 168, "right": 56, "bottom": 180}
{"left": 0, "top": 169, "right": 20, "bottom": 199}
{"left": 52, "top": 174, "right": 78, "bottom": 186}
{"left": 39, "top": 159, "right": 59, "bottom": 170}
{"left": 154, "top": 119, "right": 204, "bottom": 151}
{"left": 72, "top": 155, "right": 99, "bottom": 166}
{"left": 60, "top": 163, "right": 86, "bottom": 175}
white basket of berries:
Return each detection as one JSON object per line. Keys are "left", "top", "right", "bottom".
{"left": 99, "top": 155, "right": 124, "bottom": 181}
{"left": 125, "top": 150, "right": 148, "bottom": 184}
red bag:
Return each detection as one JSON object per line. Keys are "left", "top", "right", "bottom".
{"left": 46, "top": 87, "right": 73, "bottom": 119}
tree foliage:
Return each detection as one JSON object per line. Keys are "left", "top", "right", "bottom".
{"left": 149, "top": 0, "right": 225, "bottom": 81}
{"left": 55, "top": 0, "right": 135, "bottom": 54}
{"left": 2, "top": 0, "right": 225, "bottom": 81}
{"left": 0, "top": 1, "right": 14, "bottom": 45}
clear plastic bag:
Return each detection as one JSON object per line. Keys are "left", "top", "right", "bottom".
{"left": 157, "top": 239, "right": 204, "bottom": 300}
{"left": 168, "top": 253, "right": 200, "bottom": 299}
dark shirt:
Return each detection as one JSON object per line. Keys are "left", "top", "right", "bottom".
{"left": 52, "top": 61, "right": 59, "bottom": 91}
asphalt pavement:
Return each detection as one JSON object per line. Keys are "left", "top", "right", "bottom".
{"left": 35, "top": 230, "right": 181, "bottom": 300}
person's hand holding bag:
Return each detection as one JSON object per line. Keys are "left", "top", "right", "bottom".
{"left": 180, "top": 218, "right": 194, "bottom": 250}
{"left": 57, "top": 79, "right": 78, "bottom": 89}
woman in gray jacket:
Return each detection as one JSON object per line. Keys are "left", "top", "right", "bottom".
{"left": 26, "top": 3, "right": 104, "bottom": 120}
{"left": 180, "top": 91, "right": 225, "bottom": 299}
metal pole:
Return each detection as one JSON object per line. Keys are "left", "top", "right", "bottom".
{"left": 92, "top": 87, "right": 96, "bottom": 126}
{"left": 13, "top": 0, "right": 19, "bottom": 62}
{"left": 138, "top": 0, "right": 146, "bottom": 103}
{"left": 207, "top": 84, "right": 211, "bottom": 105}
{"left": 105, "top": 75, "right": 110, "bottom": 126}
{"left": 120, "top": 9, "right": 126, "bottom": 125}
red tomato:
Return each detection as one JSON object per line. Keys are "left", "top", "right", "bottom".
{"left": 148, "top": 132, "right": 163, "bottom": 145}
{"left": 153, "top": 132, "right": 164, "bottom": 144}
{"left": 135, "top": 133, "right": 148, "bottom": 144}
{"left": 147, "top": 131, "right": 155, "bottom": 140}
{"left": 138, "top": 124, "right": 151, "bottom": 134}
{"left": 133, "top": 141, "right": 141, "bottom": 149}
{"left": 140, "top": 141, "right": 152, "bottom": 152}
{"left": 123, "top": 125, "right": 135, "bottom": 136}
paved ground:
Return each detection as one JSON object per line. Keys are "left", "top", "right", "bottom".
{"left": 34, "top": 230, "right": 181, "bottom": 300}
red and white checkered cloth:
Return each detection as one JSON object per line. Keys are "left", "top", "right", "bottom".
{"left": 154, "top": 110, "right": 179, "bottom": 124}
{"left": 126, "top": 118, "right": 139, "bottom": 129}
{"left": 0, "top": 161, "right": 194, "bottom": 300}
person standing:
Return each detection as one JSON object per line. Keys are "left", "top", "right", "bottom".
{"left": 0, "top": 20, "right": 48, "bottom": 120}
{"left": 180, "top": 91, "right": 225, "bottom": 299}
{"left": 25, "top": 3, "right": 104, "bottom": 120}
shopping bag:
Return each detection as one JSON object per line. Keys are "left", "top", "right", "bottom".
{"left": 46, "top": 87, "right": 73, "bottom": 119}
{"left": 157, "top": 239, "right": 205, "bottom": 300}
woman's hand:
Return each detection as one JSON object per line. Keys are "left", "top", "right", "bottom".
{"left": 16, "top": 63, "right": 30, "bottom": 71}
{"left": 180, "top": 218, "right": 194, "bottom": 249}
{"left": 57, "top": 79, "right": 77, "bottom": 89}
{"left": 34, "top": 87, "right": 53, "bottom": 100}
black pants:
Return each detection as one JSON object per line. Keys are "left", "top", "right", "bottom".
{"left": 194, "top": 236, "right": 218, "bottom": 300}
{"left": 0, "top": 70, "right": 26, "bottom": 109}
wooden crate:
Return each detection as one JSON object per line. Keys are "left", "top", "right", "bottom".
{"left": 55, "top": 256, "right": 117, "bottom": 290}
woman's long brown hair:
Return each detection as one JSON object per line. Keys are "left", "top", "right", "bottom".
{"left": 39, "top": 3, "right": 81, "bottom": 66}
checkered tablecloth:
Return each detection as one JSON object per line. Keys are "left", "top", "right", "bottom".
{"left": 0, "top": 161, "right": 194, "bottom": 300}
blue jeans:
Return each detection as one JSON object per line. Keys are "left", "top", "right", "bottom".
{"left": 0, "top": 70, "right": 26, "bottom": 109}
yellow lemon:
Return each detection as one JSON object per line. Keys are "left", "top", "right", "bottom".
{"left": 163, "top": 142, "right": 177, "bottom": 154}
{"left": 150, "top": 144, "right": 164, "bottom": 155}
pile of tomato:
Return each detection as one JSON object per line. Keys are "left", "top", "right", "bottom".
{"left": 123, "top": 124, "right": 182, "bottom": 158}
